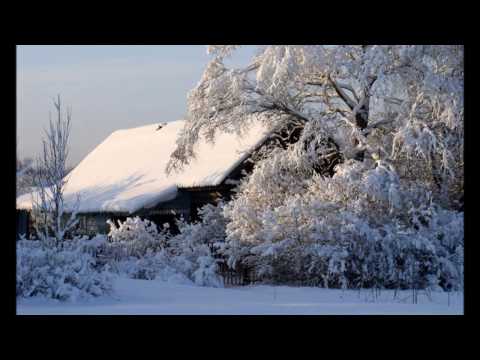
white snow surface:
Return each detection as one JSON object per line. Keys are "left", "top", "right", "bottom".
{"left": 17, "top": 120, "right": 271, "bottom": 214}
{"left": 17, "top": 276, "right": 463, "bottom": 315}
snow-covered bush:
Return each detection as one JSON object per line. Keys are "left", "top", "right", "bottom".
{"left": 16, "top": 236, "right": 113, "bottom": 301}
{"left": 165, "top": 204, "right": 226, "bottom": 287}
{"left": 104, "top": 211, "right": 224, "bottom": 287}
{"left": 221, "top": 151, "right": 464, "bottom": 290}
{"left": 106, "top": 216, "right": 169, "bottom": 261}
{"left": 111, "top": 251, "right": 191, "bottom": 284}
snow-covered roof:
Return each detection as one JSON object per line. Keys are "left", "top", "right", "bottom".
{"left": 17, "top": 120, "right": 271, "bottom": 214}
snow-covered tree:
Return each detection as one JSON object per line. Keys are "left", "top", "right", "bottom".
{"left": 30, "top": 95, "right": 79, "bottom": 245}
{"left": 167, "top": 45, "right": 463, "bottom": 204}
{"left": 168, "top": 45, "right": 463, "bottom": 289}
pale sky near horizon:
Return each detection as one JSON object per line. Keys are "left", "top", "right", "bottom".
{"left": 16, "top": 45, "right": 255, "bottom": 167}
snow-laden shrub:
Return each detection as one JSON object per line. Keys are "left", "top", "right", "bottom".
{"left": 16, "top": 236, "right": 113, "bottom": 301}
{"left": 102, "top": 216, "right": 171, "bottom": 280}
{"left": 104, "top": 211, "right": 224, "bottom": 287}
{"left": 112, "top": 251, "right": 193, "bottom": 284}
{"left": 106, "top": 216, "right": 169, "bottom": 260}
{"left": 222, "top": 149, "right": 464, "bottom": 290}
{"left": 165, "top": 204, "right": 225, "bottom": 287}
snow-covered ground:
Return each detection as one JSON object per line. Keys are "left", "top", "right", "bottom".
{"left": 17, "top": 276, "right": 463, "bottom": 315}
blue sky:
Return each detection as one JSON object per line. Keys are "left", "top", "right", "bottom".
{"left": 17, "top": 45, "right": 255, "bottom": 166}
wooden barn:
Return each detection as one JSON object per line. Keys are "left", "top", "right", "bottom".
{"left": 16, "top": 119, "right": 273, "bottom": 238}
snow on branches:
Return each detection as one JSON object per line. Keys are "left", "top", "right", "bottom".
{"left": 30, "top": 95, "right": 79, "bottom": 245}
{"left": 104, "top": 212, "right": 224, "bottom": 287}
{"left": 168, "top": 46, "right": 462, "bottom": 181}
{"left": 181, "top": 45, "right": 464, "bottom": 289}
{"left": 16, "top": 236, "right": 113, "bottom": 301}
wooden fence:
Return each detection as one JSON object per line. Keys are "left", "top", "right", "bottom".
{"left": 216, "top": 261, "right": 257, "bottom": 286}
{"left": 209, "top": 243, "right": 256, "bottom": 286}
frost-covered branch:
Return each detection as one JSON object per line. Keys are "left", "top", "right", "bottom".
{"left": 31, "top": 95, "right": 79, "bottom": 245}
{"left": 174, "top": 45, "right": 464, "bottom": 288}
{"left": 168, "top": 45, "right": 463, "bottom": 206}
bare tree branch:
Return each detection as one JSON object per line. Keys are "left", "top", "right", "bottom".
{"left": 31, "top": 95, "right": 79, "bottom": 245}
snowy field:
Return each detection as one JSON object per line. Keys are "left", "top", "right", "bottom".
{"left": 17, "top": 276, "right": 463, "bottom": 315}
